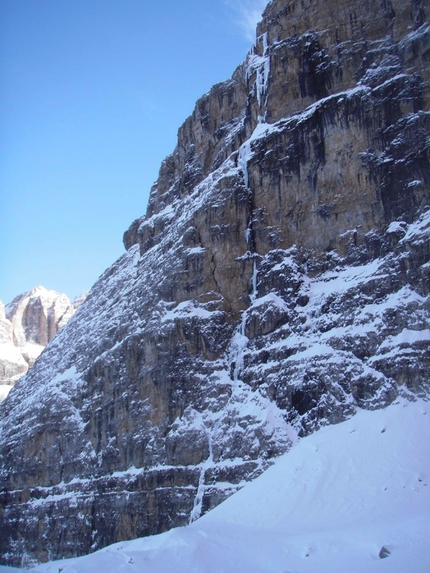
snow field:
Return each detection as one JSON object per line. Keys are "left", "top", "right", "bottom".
{"left": 8, "top": 397, "right": 427, "bottom": 573}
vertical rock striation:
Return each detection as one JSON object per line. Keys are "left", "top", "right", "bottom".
{"left": 0, "top": 0, "right": 429, "bottom": 566}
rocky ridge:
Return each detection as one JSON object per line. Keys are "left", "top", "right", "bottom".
{"left": 0, "top": 0, "right": 429, "bottom": 567}
{"left": 0, "top": 287, "right": 83, "bottom": 402}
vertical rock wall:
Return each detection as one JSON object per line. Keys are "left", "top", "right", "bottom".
{"left": 0, "top": 0, "right": 429, "bottom": 566}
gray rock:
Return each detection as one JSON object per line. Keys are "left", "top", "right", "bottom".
{"left": 0, "top": 0, "right": 429, "bottom": 566}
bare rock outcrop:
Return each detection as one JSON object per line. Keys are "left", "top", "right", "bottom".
{"left": 0, "top": 0, "right": 429, "bottom": 567}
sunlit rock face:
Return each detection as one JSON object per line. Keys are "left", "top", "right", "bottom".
{"left": 1, "top": 0, "right": 429, "bottom": 566}
{"left": 0, "top": 287, "right": 80, "bottom": 401}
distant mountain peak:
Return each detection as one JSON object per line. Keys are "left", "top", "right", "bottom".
{"left": 0, "top": 287, "right": 87, "bottom": 402}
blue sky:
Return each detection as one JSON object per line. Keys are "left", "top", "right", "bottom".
{"left": 0, "top": 0, "right": 268, "bottom": 304}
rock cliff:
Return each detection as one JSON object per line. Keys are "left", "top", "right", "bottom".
{"left": 0, "top": 287, "right": 80, "bottom": 402}
{"left": 1, "top": 0, "right": 429, "bottom": 567}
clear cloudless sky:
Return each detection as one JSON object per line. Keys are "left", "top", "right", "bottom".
{"left": 0, "top": 0, "right": 268, "bottom": 304}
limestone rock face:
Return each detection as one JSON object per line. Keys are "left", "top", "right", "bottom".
{"left": 1, "top": 0, "right": 429, "bottom": 567}
{"left": 0, "top": 287, "right": 80, "bottom": 401}
{"left": 7, "top": 286, "right": 76, "bottom": 360}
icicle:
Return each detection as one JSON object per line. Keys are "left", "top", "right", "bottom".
{"left": 245, "top": 227, "right": 252, "bottom": 246}
{"left": 250, "top": 259, "right": 258, "bottom": 303}
{"left": 232, "top": 32, "right": 268, "bottom": 385}
{"left": 254, "top": 32, "right": 271, "bottom": 109}
{"left": 238, "top": 140, "right": 251, "bottom": 189}
{"left": 262, "top": 32, "right": 268, "bottom": 54}
{"left": 255, "top": 55, "right": 270, "bottom": 108}
{"left": 189, "top": 426, "right": 213, "bottom": 524}
{"left": 245, "top": 32, "right": 271, "bottom": 110}
{"left": 231, "top": 326, "right": 248, "bottom": 383}
{"left": 189, "top": 465, "right": 205, "bottom": 523}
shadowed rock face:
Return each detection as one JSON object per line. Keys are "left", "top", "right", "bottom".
{"left": 1, "top": 0, "right": 429, "bottom": 567}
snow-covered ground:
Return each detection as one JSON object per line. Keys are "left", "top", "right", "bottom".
{"left": 2, "top": 397, "right": 429, "bottom": 572}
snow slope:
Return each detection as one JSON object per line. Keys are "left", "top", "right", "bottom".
{"left": 4, "top": 397, "right": 427, "bottom": 572}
